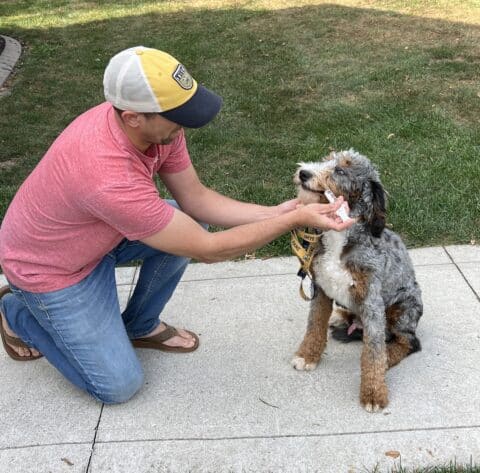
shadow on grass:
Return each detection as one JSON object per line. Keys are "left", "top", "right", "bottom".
{"left": 0, "top": 3, "right": 479, "bottom": 250}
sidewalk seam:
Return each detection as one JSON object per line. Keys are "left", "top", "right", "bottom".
{"left": 127, "top": 263, "right": 140, "bottom": 300}
{"left": 178, "top": 261, "right": 459, "bottom": 284}
{"left": 0, "top": 440, "right": 91, "bottom": 452}
{"left": 85, "top": 404, "right": 104, "bottom": 473}
{"left": 89, "top": 423, "right": 480, "bottom": 444}
{"left": 2, "top": 423, "right": 479, "bottom": 451}
{"left": 444, "top": 246, "right": 480, "bottom": 303}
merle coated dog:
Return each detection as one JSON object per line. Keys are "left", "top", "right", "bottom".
{"left": 291, "top": 149, "right": 423, "bottom": 412}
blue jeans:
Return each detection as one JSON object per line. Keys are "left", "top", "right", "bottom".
{"left": 1, "top": 202, "right": 197, "bottom": 404}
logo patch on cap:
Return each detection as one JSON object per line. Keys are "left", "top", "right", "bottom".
{"left": 172, "top": 64, "right": 193, "bottom": 90}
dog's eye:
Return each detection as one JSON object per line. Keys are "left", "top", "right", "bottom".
{"left": 335, "top": 167, "right": 346, "bottom": 176}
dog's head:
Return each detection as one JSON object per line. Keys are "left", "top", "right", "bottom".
{"left": 294, "top": 149, "right": 386, "bottom": 237}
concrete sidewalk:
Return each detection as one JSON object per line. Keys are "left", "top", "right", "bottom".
{"left": 0, "top": 245, "right": 479, "bottom": 472}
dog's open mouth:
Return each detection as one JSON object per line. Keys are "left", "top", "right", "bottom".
{"left": 300, "top": 184, "right": 325, "bottom": 195}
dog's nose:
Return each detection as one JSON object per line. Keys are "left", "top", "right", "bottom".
{"left": 299, "top": 170, "right": 312, "bottom": 183}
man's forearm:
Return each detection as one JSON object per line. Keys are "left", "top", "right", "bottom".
{"left": 180, "top": 186, "right": 279, "bottom": 227}
{"left": 201, "top": 209, "right": 299, "bottom": 263}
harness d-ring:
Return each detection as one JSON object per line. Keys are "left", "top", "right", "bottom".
{"left": 290, "top": 228, "right": 320, "bottom": 301}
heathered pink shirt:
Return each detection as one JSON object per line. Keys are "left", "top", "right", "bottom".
{"left": 0, "top": 102, "right": 191, "bottom": 293}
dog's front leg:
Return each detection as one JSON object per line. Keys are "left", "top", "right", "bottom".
{"left": 359, "top": 296, "right": 388, "bottom": 412}
{"left": 292, "top": 288, "right": 332, "bottom": 371}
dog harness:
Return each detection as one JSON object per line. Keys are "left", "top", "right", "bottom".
{"left": 290, "top": 228, "right": 321, "bottom": 301}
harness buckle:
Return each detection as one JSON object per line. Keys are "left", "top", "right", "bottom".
{"left": 291, "top": 228, "right": 320, "bottom": 301}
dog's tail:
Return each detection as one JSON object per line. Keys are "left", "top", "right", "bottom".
{"left": 386, "top": 331, "right": 421, "bottom": 368}
{"left": 405, "top": 333, "right": 422, "bottom": 355}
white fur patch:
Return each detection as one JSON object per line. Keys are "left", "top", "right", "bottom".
{"left": 364, "top": 402, "right": 383, "bottom": 413}
{"left": 291, "top": 356, "right": 318, "bottom": 371}
{"left": 329, "top": 301, "right": 349, "bottom": 327}
{"left": 313, "top": 230, "right": 354, "bottom": 310}
{"left": 297, "top": 160, "right": 335, "bottom": 173}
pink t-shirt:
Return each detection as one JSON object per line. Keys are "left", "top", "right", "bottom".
{"left": 0, "top": 102, "right": 191, "bottom": 293}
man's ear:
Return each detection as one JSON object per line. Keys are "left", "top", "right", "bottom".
{"left": 120, "top": 111, "right": 142, "bottom": 128}
{"left": 368, "top": 180, "right": 386, "bottom": 237}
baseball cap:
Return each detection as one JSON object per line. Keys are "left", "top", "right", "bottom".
{"left": 103, "top": 46, "right": 222, "bottom": 128}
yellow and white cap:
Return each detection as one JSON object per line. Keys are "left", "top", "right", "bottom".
{"left": 103, "top": 46, "right": 222, "bottom": 128}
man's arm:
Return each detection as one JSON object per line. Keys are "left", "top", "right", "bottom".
{"left": 159, "top": 165, "right": 294, "bottom": 227}
{"left": 141, "top": 200, "right": 352, "bottom": 264}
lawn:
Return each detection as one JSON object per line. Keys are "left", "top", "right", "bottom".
{"left": 0, "top": 0, "right": 479, "bottom": 259}
{"left": 377, "top": 461, "right": 480, "bottom": 473}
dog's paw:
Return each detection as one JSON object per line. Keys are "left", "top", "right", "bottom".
{"left": 360, "top": 389, "right": 389, "bottom": 413}
{"left": 291, "top": 356, "right": 318, "bottom": 371}
{"left": 362, "top": 402, "right": 385, "bottom": 413}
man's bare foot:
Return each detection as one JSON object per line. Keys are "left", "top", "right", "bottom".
{"left": 1, "top": 312, "right": 41, "bottom": 358}
{"left": 143, "top": 322, "right": 196, "bottom": 349}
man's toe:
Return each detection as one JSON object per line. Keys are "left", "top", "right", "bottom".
{"left": 177, "top": 328, "right": 194, "bottom": 340}
{"left": 176, "top": 333, "right": 195, "bottom": 348}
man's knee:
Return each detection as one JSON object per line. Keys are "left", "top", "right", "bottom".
{"left": 90, "top": 365, "right": 144, "bottom": 404}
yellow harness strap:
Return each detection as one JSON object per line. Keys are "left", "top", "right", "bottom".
{"left": 290, "top": 228, "right": 321, "bottom": 301}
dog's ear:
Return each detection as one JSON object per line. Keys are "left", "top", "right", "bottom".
{"left": 368, "top": 180, "right": 386, "bottom": 237}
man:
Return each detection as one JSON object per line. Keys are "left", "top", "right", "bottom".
{"left": 0, "top": 46, "right": 352, "bottom": 403}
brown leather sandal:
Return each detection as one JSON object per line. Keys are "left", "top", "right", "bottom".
{"left": 0, "top": 285, "right": 43, "bottom": 361}
{"left": 131, "top": 323, "right": 199, "bottom": 353}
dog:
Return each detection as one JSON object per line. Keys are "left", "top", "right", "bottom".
{"left": 291, "top": 149, "right": 423, "bottom": 412}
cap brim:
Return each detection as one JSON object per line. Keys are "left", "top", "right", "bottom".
{"left": 159, "top": 85, "right": 222, "bottom": 128}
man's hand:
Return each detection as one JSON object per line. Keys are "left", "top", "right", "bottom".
{"left": 274, "top": 198, "right": 301, "bottom": 215}
{"left": 295, "top": 197, "right": 355, "bottom": 232}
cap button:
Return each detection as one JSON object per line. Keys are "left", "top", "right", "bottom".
{"left": 136, "top": 50, "right": 144, "bottom": 56}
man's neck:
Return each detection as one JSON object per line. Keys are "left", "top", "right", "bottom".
{"left": 114, "top": 112, "right": 150, "bottom": 153}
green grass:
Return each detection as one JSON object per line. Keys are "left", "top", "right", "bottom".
{"left": 1, "top": 0, "right": 479, "bottom": 257}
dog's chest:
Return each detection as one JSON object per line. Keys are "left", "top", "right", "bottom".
{"left": 312, "top": 231, "right": 354, "bottom": 308}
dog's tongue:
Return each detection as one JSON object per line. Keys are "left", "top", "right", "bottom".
{"left": 347, "top": 322, "right": 359, "bottom": 336}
